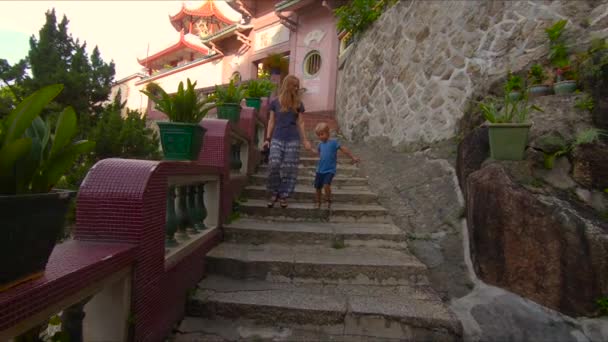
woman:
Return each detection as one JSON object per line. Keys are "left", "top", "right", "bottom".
{"left": 263, "top": 75, "right": 312, "bottom": 208}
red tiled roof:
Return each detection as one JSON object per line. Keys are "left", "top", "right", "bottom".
{"left": 137, "top": 30, "right": 209, "bottom": 67}
{"left": 170, "top": 1, "right": 236, "bottom": 27}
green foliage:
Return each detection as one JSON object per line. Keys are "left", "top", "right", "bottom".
{"left": 597, "top": 296, "right": 608, "bottom": 316}
{"left": 546, "top": 20, "right": 573, "bottom": 78}
{"left": 141, "top": 79, "right": 215, "bottom": 123}
{"left": 0, "top": 84, "right": 95, "bottom": 195}
{"left": 244, "top": 78, "right": 276, "bottom": 98}
{"left": 91, "top": 93, "right": 160, "bottom": 160}
{"left": 504, "top": 72, "right": 524, "bottom": 92}
{"left": 478, "top": 95, "right": 542, "bottom": 124}
{"left": 332, "top": 239, "right": 346, "bottom": 249}
{"left": 334, "top": 0, "right": 398, "bottom": 36}
{"left": 541, "top": 128, "right": 604, "bottom": 169}
{"left": 574, "top": 128, "right": 604, "bottom": 146}
{"left": 212, "top": 79, "right": 245, "bottom": 105}
{"left": 575, "top": 94, "right": 594, "bottom": 112}
{"left": 578, "top": 38, "right": 608, "bottom": 90}
{"left": 546, "top": 20, "right": 567, "bottom": 43}
{"left": 1, "top": 9, "right": 115, "bottom": 136}
{"left": 264, "top": 53, "right": 284, "bottom": 70}
{"left": 528, "top": 64, "right": 547, "bottom": 85}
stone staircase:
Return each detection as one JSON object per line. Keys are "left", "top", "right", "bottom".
{"left": 173, "top": 149, "right": 462, "bottom": 341}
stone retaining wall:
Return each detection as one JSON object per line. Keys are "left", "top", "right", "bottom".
{"left": 336, "top": 0, "right": 608, "bottom": 148}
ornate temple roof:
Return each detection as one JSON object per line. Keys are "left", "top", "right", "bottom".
{"left": 137, "top": 30, "right": 210, "bottom": 68}
{"left": 169, "top": 1, "right": 243, "bottom": 32}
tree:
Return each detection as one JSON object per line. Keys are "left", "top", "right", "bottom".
{"left": 57, "top": 90, "right": 161, "bottom": 190}
{"left": 8, "top": 9, "right": 116, "bottom": 133}
{"left": 0, "top": 59, "right": 28, "bottom": 117}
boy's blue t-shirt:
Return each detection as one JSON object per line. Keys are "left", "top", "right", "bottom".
{"left": 317, "top": 139, "right": 341, "bottom": 174}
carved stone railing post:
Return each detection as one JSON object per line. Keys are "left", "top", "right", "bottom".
{"left": 61, "top": 296, "right": 92, "bottom": 342}
{"left": 165, "top": 186, "right": 178, "bottom": 247}
{"left": 186, "top": 185, "right": 200, "bottom": 234}
{"left": 196, "top": 184, "right": 208, "bottom": 230}
{"left": 175, "top": 186, "right": 190, "bottom": 240}
{"left": 230, "top": 143, "right": 242, "bottom": 171}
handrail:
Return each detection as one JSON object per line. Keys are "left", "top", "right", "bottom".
{"left": 0, "top": 114, "right": 266, "bottom": 341}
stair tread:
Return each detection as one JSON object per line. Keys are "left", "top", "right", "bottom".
{"left": 225, "top": 218, "right": 402, "bottom": 236}
{"left": 241, "top": 199, "right": 387, "bottom": 212}
{"left": 258, "top": 164, "right": 359, "bottom": 170}
{"left": 251, "top": 174, "right": 368, "bottom": 181}
{"left": 244, "top": 185, "right": 376, "bottom": 195}
{"left": 194, "top": 276, "right": 456, "bottom": 328}
{"left": 207, "top": 243, "right": 423, "bottom": 267}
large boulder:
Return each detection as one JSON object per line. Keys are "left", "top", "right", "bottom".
{"left": 572, "top": 142, "right": 608, "bottom": 190}
{"left": 456, "top": 126, "right": 489, "bottom": 197}
{"left": 466, "top": 164, "right": 608, "bottom": 316}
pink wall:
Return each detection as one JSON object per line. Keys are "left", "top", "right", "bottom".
{"left": 291, "top": 4, "right": 339, "bottom": 113}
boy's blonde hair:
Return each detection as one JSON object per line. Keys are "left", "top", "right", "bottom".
{"left": 315, "top": 122, "right": 330, "bottom": 134}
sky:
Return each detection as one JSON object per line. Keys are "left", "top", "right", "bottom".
{"left": 0, "top": 1, "right": 193, "bottom": 80}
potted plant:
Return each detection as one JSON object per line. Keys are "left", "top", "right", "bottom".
{"left": 505, "top": 72, "right": 524, "bottom": 100}
{"left": 479, "top": 95, "right": 543, "bottom": 160}
{"left": 546, "top": 20, "right": 577, "bottom": 94}
{"left": 244, "top": 78, "right": 276, "bottom": 111}
{"left": 0, "top": 84, "right": 95, "bottom": 290}
{"left": 141, "top": 78, "right": 215, "bottom": 160}
{"left": 212, "top": 79, "right": 245, "bottom": 123}
{"left": 527, "top": 64, "right": 552, "bottom": 97}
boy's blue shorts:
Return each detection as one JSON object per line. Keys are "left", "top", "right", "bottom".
{"left": 314, "top": 172, "right": 335, "bottom": 189}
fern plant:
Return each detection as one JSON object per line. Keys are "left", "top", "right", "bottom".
{"left": 245, "top": 78, "right": 276, "bottom": 98}
{"left": 212, "top": 79, "right": 245, "bottom": 105}
{"left": 479, "top": 95, "right": 542, "bottom": 124}
{"left": 141, "top": 79, "right": 215, "bottom": 123}
{"left": 528, "top": 64, "right": 547, "bottom": 85}
{"left": 504, "top": 72, "right": 524, "bottom": 93}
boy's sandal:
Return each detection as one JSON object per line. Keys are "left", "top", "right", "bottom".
{"left": 267, "top": 194, "right": 278, "bottom": 208}
{"left": 279, "top": 197, "right": 288, "bottom": 209}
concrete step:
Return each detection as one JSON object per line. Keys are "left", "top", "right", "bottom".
{"left": 298, "top": 157, "right": 354, "bottom": 167}
{"left": 301, "top": 149, "right": 348, "bottom": 159}
{"left": 174, "top": 317, "right": 420, "bottom": 342}
{"left": 249, "top": 173, "right": 369, "bottom": 187}
{"left": 224, "top": 219, "right": 406, "bottom": 246}
{"left": 184, "top": 276, "right": 462, "bottom": 341}
{"left": 242, "top": 185, "right": 378, "bottom": 204}
{"left": 239, "top": 199, "right": 391, "bottom": 223}
{"left": 205, "top": 243, "right": 427, "bottom": 285}
{"left": 256, "top": 164, "right": 362, "bottom": 177}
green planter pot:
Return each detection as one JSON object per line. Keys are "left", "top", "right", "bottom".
{"left": 508, "top": 91, "right": 523, "bottom": 101}
{"left": 553, "top": 80, "right": 577, "bottom": 95}
{"left": 245, "top": 97, "right": 262, "bottom": 111}
{"left": 488, "top": 123, "right": 532, "bottom": 161}
{"left": 0, "top": 190, "right": 75, "bottom": 290}
{"left": 157, "top": 121, "right": 206, "bottom": 161}
{"left": 217, "top": 103, "right": 242, "bottom": 123}
{"left": 528, "top": 85, "right": 552, "bottom": 98}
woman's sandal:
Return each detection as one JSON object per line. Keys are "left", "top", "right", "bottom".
{"left": 279, "top": 197, "right": 288, "bottom": 209}
{"left": 267, "top": 194, "right": 278, "bottom": 208}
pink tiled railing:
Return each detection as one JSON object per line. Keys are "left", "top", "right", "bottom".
{"left": 0, "top": 114, "right": 264, "bottom": 341}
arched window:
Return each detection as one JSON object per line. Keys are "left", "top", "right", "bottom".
{"left": 303, "top": 51, "right": 322, "bottom": 77}
{"left": 230, "top": 71, "right": 241, "bottom": 83}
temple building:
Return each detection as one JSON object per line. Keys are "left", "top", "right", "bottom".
{"left": 111, "top": 0, "right": 345, "bottom": 119}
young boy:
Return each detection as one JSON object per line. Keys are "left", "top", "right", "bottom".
{"left": 310, "top": 123, "right": 360, "bottom": 209}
